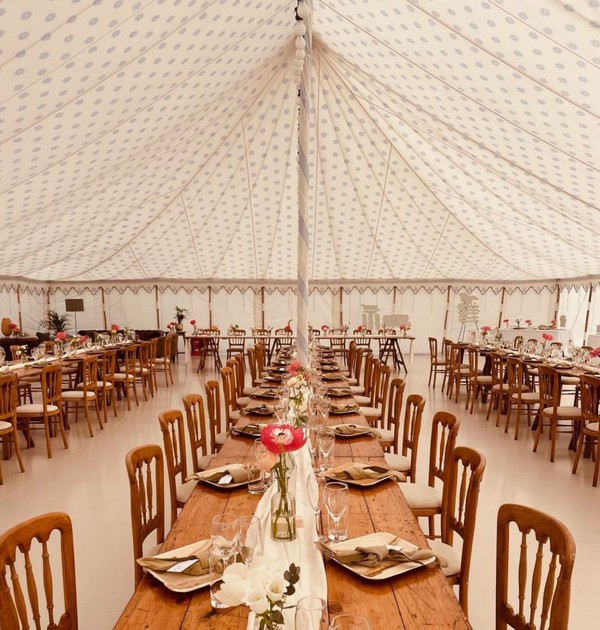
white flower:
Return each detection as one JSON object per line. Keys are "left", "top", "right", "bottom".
{"left": 287, "top": 375, "right": 301, "bottom": 388}
{"left": 246, "top": 563, "right": 274, "bottom": 588}
{"left": 266, "top": 574, "right": 286, "bottom": 602}
{"left": 244, "top": 583, "right": 269, "bottom": 615}
{"left": 217, "top": 575, "right": 247, "bottom": 607}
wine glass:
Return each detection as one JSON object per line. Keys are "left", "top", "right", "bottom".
{"left": 210, "top": 513, "right": 239, "bottom": 554}
{"left": 329, "top": 614, "right": 372, "bottom": 629}
{"left": 306, "top": 473, "right": 324, "bottom": 541}
{"left": 324, "top": 482, "right": 349, "bottom": 542}
{"left": 238, "top": 516, "right": 262, "bottom": 565}
{"left": 295, "top": 596, "right": 329, "bottom": 629}
{"left": 317, "top": 427, "right": 335, "bottom": 471}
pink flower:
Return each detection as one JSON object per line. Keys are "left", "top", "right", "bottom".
{"left": 56, "top": 332, "right": 67, "bottom": 341}
{"left": 542, "top": 333, "right": 553, "bottom": 341}
{"left": 111, "top": 323, "right": 119, "bottom": 332}
{"left": 356, "top": 325, "right": 364, "bottom": 332}
{"left": 591, "top": 347, "right": 600, "bottom": 358}
{"left": 190, "top": 319, "right": 196, "bottom": 326}
{"left": 261, "top": 424, "right": 306, "bottom": 454}
{"left": 321, "top": 324, "right": 328, "bottom": 332}
{"left": 481, "top": 325, "right": 491, "bottom": 332}
{"left": 550, "top": 319, "right": 557, "bottom": 326}
{"left": 79, "top": 335, "right": 89, "bottom": 343}
{"left": 9, "top": 323, "right": 17, "bottom": 330}
{"left": 289, "top": 361, "right": 301, "bottom": 374}
{"left": 525, "top": 320, "right": 532, "bottom": 325}
{"left": 503, "top": 319, "right": 509, "bottom": 324}
{"left": 284, "top": 325, "right": 292, "bottom": 333}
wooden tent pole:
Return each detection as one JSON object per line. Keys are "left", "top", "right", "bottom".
{"left": 208, "top": 287, "right": 213, "bottom": 327}
{"left": 17, "top": 285, "right": 22, "bottom": 330}
{"left": 498, "top": 287, "right": 506, "bottom": 328}
{"left": 443, "top": 286, "right": 451, "bottom": 337}
{"left": 553, "top": 283, "right": 561, "bottom": 322}
{"left": 154, "top": 285, "right": 160, "bottom": 329}
{"left": 393, "top": 286, "right": 397, "bottom": 313}
{"left": 261, "top": 287, "right": 265, "bottom": 329}
{"left": 584, "top": 282, "right": 593, "bottom": 340}
{"left": 339, "top": 288, "right": 343, "bottom": 327}
{"left": 101, "top": 288, "right": 107, "bottom": 329}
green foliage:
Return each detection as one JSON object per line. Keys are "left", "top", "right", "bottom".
{"left": 39, "top": 310, "right": 70, "bottom": 333}
{"left": 174, "top": 306, "right": 189, "bottom": 323}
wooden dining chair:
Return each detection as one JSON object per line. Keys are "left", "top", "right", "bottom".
{"left": 16, "top": 364, "right": 68, "bottom": 459}
{"left": 63, "top": 355, "right": 103, "bottom": 437}
{"left": 328, "top": 328, "right": 348, "bottom": 364}
{"left": 220, "top": 365, "right": 242, "bottom": 426}
{"left": 205, "top": 380, "right": 228, "bottom": 452}
{"left": 571, "top": 374, "right": 600, "bottom": 486}
{"left": 361, "top": 363, "right": 391, "bottom": 427}
{"left": 496, "top": 504, "right": 575, "bottom": 630}
{"left": 348, "top": 347, "right": 371, "bottom": 392}
{"left": 134, "top": 341, "right": 154, "bottom": 400}
{"left": 197, "top": 328, "right": 222, "bottom": 372}
{"left": 344, "top": 341, "right": 357, "bottom": 379}
{"left": 353, "top": 354, "right": 377, "bottom": 402}
{"left": 158, "top": 410, "right": 195, "bottom": 528}
{"left": 429, "top": 446, "right": 486, "bottom": 617}
{"left": 125, "top": 445, "right": 166, "bottom": 587}
{"left": 441, "top": 338, "right": 453, "bottom": 394}
{"left": 182, "top": 393, "right": 212, "bottom": 471}
{"left": 505, "top": 357, "right": 539, "bottom": 440}
{"left": 231, "top": 354, "right": 252, "bottom": 405}
{"left": 97, "top": 349, "right": 118, "bottom": 423}
{"left": 0, "top": 373, "right": 25, "bottom": 484}
{"left": 226, "top": 328, "right": 246, "bottom": 360}
{"left": 533, "top": 365, "right": 581, "bottom": 462}
{"left": 465, "top": 346, "right": 494, "bottom": 413}
{"left": 486, "top": 352, "right": 506, "bottom": 426}
{"left": 377, "top": 378, "right": 406, "bottom": 453}
{"left": 246, "top": 347, "right": 261, "bottom": 387}
{"left": 153, "top": 334, "right": 174, "bottom": 387}
{"left": 401, "top": 411, "right": 461, "bottom": 538}
{"left": 353, "top": 328, "right": 372, "bottom": 349}
{"left": 384, "top": 391, "right": 425, "bottom": 483}
{"left": 0, "top": 511, "right": 78, "bottom": 629}
{"left": 113, "top": 345, "right": 140, "bottom": 410}
{"left": 428, "top": 337, "right": 447, "bottom": 389}
{"left": 448, "top": 343, "right": 472, "bottom": 403}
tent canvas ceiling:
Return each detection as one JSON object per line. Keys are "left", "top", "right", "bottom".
{"left": 0, "top": 0, "right": 598, "bottom": 286}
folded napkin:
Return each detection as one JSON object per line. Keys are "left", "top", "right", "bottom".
{"left": 328, "top": 388, "right": 353, "bottom": 397}
{"left": 251, "top": 389, "right": 278, "bottom": 399}
{"left": 318, "top": 542, "right": 447, "bottom": 570}
{"left": 241, "top": 404, "right": 273, "bottom": 416}
{"left": 187, "top": 464, "right": 249, "bottom": 484}
{"left": 330, "top": 404, "right": 360, "bottom": 414}
{"left": 327, "top": 462, "right": 405, "bottom": 482}
{"left": 137, "top": 546, "right": 211, "bottom": 576}
{"left": 233, "top": 423, "right": 263, "bottom": 436}
{"left": 333, "top": 424, "right": 381, "bottom": 438}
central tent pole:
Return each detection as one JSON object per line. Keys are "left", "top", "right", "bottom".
{"left": 295, "top": 0, "right": 311, "bottom": 365}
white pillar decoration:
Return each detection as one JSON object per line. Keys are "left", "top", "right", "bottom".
{"left": 295, "top": 0, "right": 311, "bottom": 365}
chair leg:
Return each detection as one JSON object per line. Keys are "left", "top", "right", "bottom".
{"left": 593, "top": 441, "right": 600, "bottom": 487}
{"left": 12, "top": 430, "right": 25, "bottom": 473}
{"left": 572, "top": 430, "right": 585, "bottom": 475}
{"left": 550, "top": 419, "right": 557, "bottom": 463}
{"left": 83, "top": 401, "right": 94, "bottom": 438}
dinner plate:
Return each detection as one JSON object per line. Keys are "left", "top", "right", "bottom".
{"left": 524, "top": 357, "right": 542, "bottom": 363}
{"left": 322, "top": 373, "right": 345, "bottom": 381}
{"left": 328, "top": 388, "right": 353, "bottom": 398}
{"left": 332, "top": 424, "right": 373, "bottom": 438}
{"left": 325, "top": 532, "right": 436, "bottom": 581}
{"left": 323, "top": 470, "right": 394, "bottom": 487}
{"left": 250, "top": 391, "right": 278, "bottom": 400}
{"left": 231, "top": 423, "right": 267, "bottom": 438}
{"left": 321, "top": 366, "right": 339, "bottom": 372}
{"left": 196, "top": 464, "right": 256, "bottom": 490}
{"left": 329, "top": 404, "right": 360, "bottom": 415}
{"left": 553, "top": 364, "right": 573, "bottom": 370}
{"left": 241, "top": 405, "right": 273, "bottom": 416}
{"left": 144, "top": 540, "right": 212, "bottom": 593}
{"left": 264, "top": 375, "right": 283, "bottom": 382}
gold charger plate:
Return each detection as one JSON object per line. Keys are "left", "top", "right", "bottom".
{"left": 144, "top": 540, "right": 212, "bottom": 593}
{"left": 325, "top": 532, "right": 436, "bottom": 581}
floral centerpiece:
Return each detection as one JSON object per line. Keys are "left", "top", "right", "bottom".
{"left": 550, "top": 319, "right": 557, "bottom": 329}
{"left": 399, "top": 323, "right": 411, "bottom": 337}
{"left": 217, "top": 561, "right": 300, "bottom": 629}
{"left": 525, "top": 319, "right": 532, "bottom": 328}
{"left": 356, "top": 324, "right": 364, "bottom": 333}
{"left": 283, "top": 320, "right": 293, "bottom": 334}
{"left": 286, "top": 362, "right": 311, "bottom": 428}
{"left": 166, "top": 322, "right": 176, "bottom": 332}
{"left": 260, "top": 424, "right": 306, "bottom": 541}
{"left": 480, "top": 325, "right": 491, "bottom": 340}
{"left": 503, "top": 318, "right": 509, "bottom": 327}
{"left": 542, "top": 332, "right": 553, "bottom": 347}
{"left": 189, "top": 319, "right": 197, "bottom": 334}
{"left": 321, "top": 324, "right": 329, "bottom": 335}
{"left": 9, "top": 323, "right": 21, "bottom": 337}
{"left": 15, "top": 345, "right": 28, "bottom": 362}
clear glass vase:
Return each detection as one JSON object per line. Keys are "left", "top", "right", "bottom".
{"left": 270, "top": 489, "right": 297, "bottom": 541}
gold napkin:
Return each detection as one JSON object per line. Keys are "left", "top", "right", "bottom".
{"left": 137, "top": 546, "right": 211, "bottom": 576}
{"left": 328, "top": 462, "right": 405, "bottom": 482}
{"left": 241, "top": 404, "right": 273, "bottom": 416}
{"left": 333, "top": 424, "right": 381, "bottom": 439}
{"left": 330, "top": 404, "right": 360, "bottom": 414}
{"left": 187, "top": 464, "right": 249, "bottom": 484}
{"left": 318, "top": 542, "right": 447, "bottom": 569}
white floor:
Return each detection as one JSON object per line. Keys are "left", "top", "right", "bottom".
{"left": 0, "top": 352, "right": 597, "bottom": 629}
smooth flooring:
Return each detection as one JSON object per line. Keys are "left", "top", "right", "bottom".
{"left": 0, "top": 352, "right": 597, "bottom": 629}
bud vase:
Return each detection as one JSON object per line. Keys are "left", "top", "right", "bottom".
{"left": 270, "top": 490, "right": 296, "bottom": 541}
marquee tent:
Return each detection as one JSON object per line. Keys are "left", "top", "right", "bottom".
{"left": 0, "top": 0, "right": 599, "bottom": 348}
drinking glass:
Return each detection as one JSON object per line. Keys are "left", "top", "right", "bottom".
{"left": 295, "top": 596, "right": 329, "bottom": 629}
{"left": 209, "top": 547, "right": 236, "bottom": 609}
{"left": 329, "top": 614, "right": 372, "bottom": 630}
{"left": 238, "top": 515, "right": 262, "bottom": 565}
{"left": 317, "top": 427, "right": 335, "bottom": 471}
{"left": 318, "top": 397, "right": 331, "bottom": 423}
{"left": 210, "top": 513, "right": 239, "bottom": 554}
{"left": 247, "top": 440, "right": 268, "bottom": 494}
{"left": 324, "top": 482, "right": 349, "bottom": 542}
{"left": 306, "top": 473, "right": 324, "bottom": 541}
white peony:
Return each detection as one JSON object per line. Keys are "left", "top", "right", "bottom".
{"left": 266, "top": 574, "right": 287, "bottom": 602}
{"left": 246, "top": 563, "right": 274, "bottom": 588}
{"left": 243, "top": 583, "right": 270, "bottom": 615}
{"left": 217, "top": 575, "right": 247, "bottom": 607}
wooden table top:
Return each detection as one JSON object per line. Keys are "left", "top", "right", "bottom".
{"left": 114, "top": 374, "right": 471, "bottom": 629}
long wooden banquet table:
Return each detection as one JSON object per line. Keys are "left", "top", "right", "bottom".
{"left": 115, "top": 363, "right": 470, "bottom": 629}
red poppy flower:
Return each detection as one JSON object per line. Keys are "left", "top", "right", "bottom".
{"left": 261, "top": 424, "right": 306, "bottom": 454}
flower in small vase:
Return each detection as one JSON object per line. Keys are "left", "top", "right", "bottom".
{"left": 550, "top": 319, "right": 557, "bottom": 328}
{"left": 542, "top": 332, "right": 553, "bottom": 342}
{"left": 56, "top": 331, "right": 68, "bottom": 341}
{"left": 321, "top": 324, "right": 329, "bottom": 332}
{"left": 216, "top": 561, "right": 300, "bottom": 628}
{"left": 284, "top": 324, "right": 292, "bottom": 334}
{"left": 481, "top": 325, "right": 491, "bottom": 337}
{"left": 356, "top": 324, "right": 364, "bottom": 332}
{"left": 399, "top": 323, "right": 411, "bottom": 336}
{"left": 591, "top": 347, "right": 600, "bottom": 358}
{"left": 189, "top": 319, "right": 196, "bottom": 332}
{"left": 525, "top": 319, "right": 532, "bottom": 327}
{"left": 166, "top": 322, "right": 175, "bottom": 331}
{"left": 110, "top": 323, "right": 120, "bottom": 333}
{"left": 503, "top": 319, "right": 509, "bottom": 326}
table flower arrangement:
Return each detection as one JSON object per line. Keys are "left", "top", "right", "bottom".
{"left": 9, "top": 323, "right": 20, "bottom": 337}
{"left": 503, "top": 318, "right": 509, "bottom": 327}
{"left": 189, "top": 319, "right": 197, "bottom": 334}
{"left": 480, "top": 325, "right": 491, "bottom": 340}
{"left": 283, "top": 321, "right": 293, "bottom": 334}
{"left": 260, "top": 424, "right": 306, "bottom": 541}
{"left": 321, "top": 324, "right": 329, "bottom": 334}
{"left": 15, "top": 345, "right": 28, "bottom": 362}
{"left": 286, "top": 362, "right": 311, "bottom": 428}
{"left": 550, "top": 319, "right": 557, "bottom": 328}
{"left": 525, "top": 319, "right": 532, "bottom": 328}
{"left": 356, "top": 324, "right": 364, "bottom": 333}
{"left": 399, "top": 323, "right": 411, "bottom": 337}
{"left": 216, "top": 561, "right": 300, "bottom": 629}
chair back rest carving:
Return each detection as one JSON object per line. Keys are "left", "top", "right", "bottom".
{"left": 255, "top": 343, "right": 266, "bottom": 374}
{"left": 496, "top": 503, "right": 575, "bottom": 630}
{"left": 0, "top": 512, "right": 78, "bottom": 629}
{"left": 121, "top": 345, "right": 137, "bottom": 375}
{"left": 372, "top": 364, "right": 391, "bottom": 415}
{"left": 228, "top": 329, "right": 246, "bottom": 350}
{"left": 506, "top": 357, "right": 528, "bottom": 399}
{"left": 538, "top": 365, "right": 561, "bottom": 414}
{"left": 427, "top": 411, "right": 461, "bottom": 488}
{"left": 125, "top": 445, "right": 165, "bottom": 587}
{"left": 489, "top": 353, "right": 504, "bottom": 391}
{"left": 467, "top": 347, "right": 480, "bottom": 376}
{"left": 0, "top": 373, "right": 18, "bottom": 423}
{"left": 79, "top": 356, "right": 98, "bottom": 393}
{"left": 579, "top": 375, "right": 600, "bottom": 424}
{"left": 137, "top": 342, "right": 151, "bottom": 370}
{"left": 183, "top": 393, "right": 209, "bottom": 470}
{"left": 158, "top": 410, "right": 188, "bottom": 526}
{"left": 99, "top": 350, "right": 117, "bottom": 384}
{"left": 220, "top": 366, "right": 238, "bottom": 424}
{"left": 441, "top": 446, "right": 486, "bottom": 611}
{"left": 383, "top": 378, "right": 405, "bottom": 449}
{"left": 401, "top": 393, "right": 425, "bottom": 482}
{"left": 428, "top": 337, "right": 438, "bottom": 359}
{"left": 232, "top": 354, "right": 246, "bottom": 399}
{"left": 205, "top": 380, "right": 224, "bottom": 450}
{"left": 41, "top": 364, "right": 63, "bottom": 408}
{"left": 513, "top": 335, "right": 524, "bottom": 350}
